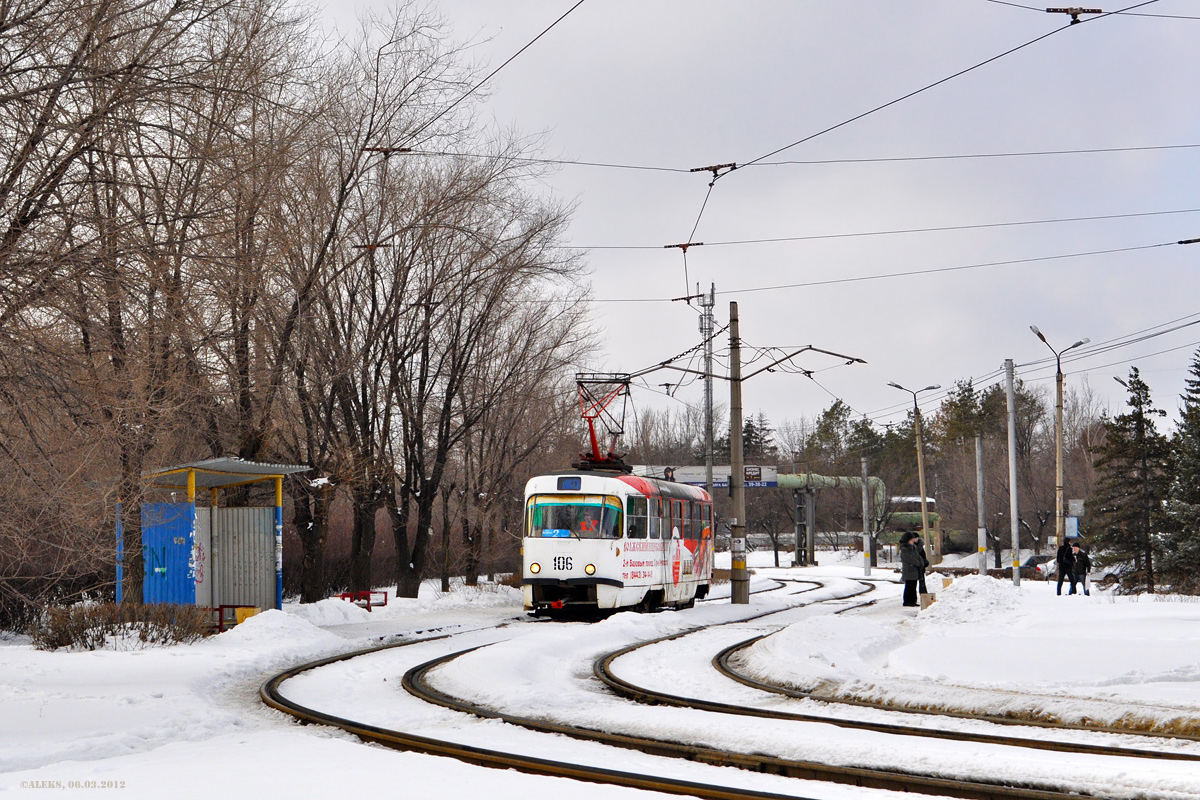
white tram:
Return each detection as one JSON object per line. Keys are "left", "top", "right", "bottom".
{"left": 521, "top": 469, "right": 714, "bottom": 615}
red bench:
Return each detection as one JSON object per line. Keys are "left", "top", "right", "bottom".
{"left": 336, "top": 590, "right": 388, "bottom": 612}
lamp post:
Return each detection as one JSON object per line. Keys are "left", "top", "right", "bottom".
{"left": 1029, "top": 326, "right": 1089, "bottom": 551}
{"left": 888, "top": 382, "right": 940, "bottom": 552}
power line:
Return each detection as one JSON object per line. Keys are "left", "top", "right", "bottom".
{"left": 782, "top": 311, "right": 1200, "bottom": 426}
{"left": 577, "top": 206, "right": 1200, "bottom": 251}
{"left": 717, "top": 241, "right": 1174, "bottom": 297}
{"left": 406, "top": 150, "right": 692, "bottom": 173}
{"left": 581, "top": 237, "right": 1189, "bottom": 303}
{"left": 404, "top": 141, "right": 1200, "bottom": 174}
{"left": 401, "top": 1, "right": 588, "bottom": 147}
{"left": 752, "top": 142, "right": 1200, "bottom": 167}
{"left": 1076, "top": 339, "right": 1200, "bottom": 376}
{"left": 1019, "top": 311, "right": 1200, "bottom": 372}
{"left": 982, "top": 0, "right": 1043, "bottom": 10}
{"left": 735, "top": 0, "right": 1165, "bottom": 171}
{"left": 737, "top": 21, "right": 1076, "bottom": 171}
{"left": 868, "top": 310, "right": 1200, "bottom": 424}
{"left": 681, "top": 1, "right": 1160, "bottom": 254}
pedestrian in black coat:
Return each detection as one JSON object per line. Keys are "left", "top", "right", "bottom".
{"left": 899, "top": 532, "right": 923, "bottom": 607}
{"left": 915, "top": 536, "right": 931, "bottom": 594}
{"left": 1055, "top": 540, "right": 1075, "bottom": 596}
{"left": 1069, "top": 542, "right": 1091, "bottom": 596}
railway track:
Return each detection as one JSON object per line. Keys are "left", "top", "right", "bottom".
{"left": 595, "top": 627, "right": 1200, "bottom": 763}
{"left": 262, "top": 578, "right": 1193, "bottom": 799}
{"left": 712, "top": 633, "right": 1200, "bottom": 745}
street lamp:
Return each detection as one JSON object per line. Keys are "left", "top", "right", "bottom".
{"left": 1029, "top": 326, "right": 1089, "bottom": 551}
{"left": 888, "top": 381, "right": 941, "bottom": 554}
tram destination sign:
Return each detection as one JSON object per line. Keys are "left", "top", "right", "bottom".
{"left": 634, "top": 465, "right": 778, "bottom": 489}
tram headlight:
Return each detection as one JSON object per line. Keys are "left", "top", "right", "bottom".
{"left": 529, "top": 562, "right": 541, "bottom": 574}
{"left": 584, "top": 563, "right": 595, "bottom": 575}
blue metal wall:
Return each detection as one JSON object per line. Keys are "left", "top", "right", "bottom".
{"left": 141, "top": 502, "right": 196, "bottom": 605}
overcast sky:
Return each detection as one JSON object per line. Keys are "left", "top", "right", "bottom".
{"left": 319, "top": 0, "right": 1200, "bottom": 439}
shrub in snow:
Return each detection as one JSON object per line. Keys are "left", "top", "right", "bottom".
{"left": 29, "top": 602, "right": 210, "bottom": 651}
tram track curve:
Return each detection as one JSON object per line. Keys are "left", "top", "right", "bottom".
{"left": 596, "top": 625, "right": 1200, "bottom": 762}
{"left": 262, "top": 577, "right": 1184, "bottom": 799}
{"left": 713, "top": 633, "right": 1200, "bottom": 745}
{"left": 401, "top": 579, "right": 1132, "bottom": 800}
{"left": 259, "top": 578, "right": 861, "bottom": 800}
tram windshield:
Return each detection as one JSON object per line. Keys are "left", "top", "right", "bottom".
{"left": 527, "top": 495, "right": 623, "bottom": 539}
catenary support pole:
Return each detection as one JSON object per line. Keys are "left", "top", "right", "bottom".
{"left": 729, "top": 302, "right": 749, "bottom": 604}
{"left": 976, "top": 433, "right": 987, "bottom": 576}
{"left": 862, "top": 457, "right": 871, "bottom": 576}
{"left": 701, "top": 284, "right": 715, "bottom": 497}
{"left": 793, "top": 489, "right": 805, "bottom": 567}
{"left": 1005, "top": 359, "right": 1021, "bottom": 586}
{"left": 805, "top": 489, "right": 816, "bottom": 565}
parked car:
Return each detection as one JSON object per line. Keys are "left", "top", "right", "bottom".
{"left": 1024, "top": 554, "right": 1056, "bottom": 577}
{"left": 985, "top": 554, "right": 1056, "bottom": 581}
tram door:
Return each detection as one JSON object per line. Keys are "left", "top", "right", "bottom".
{"left": 663, "top": 499, "right": 683, "bottom": 602}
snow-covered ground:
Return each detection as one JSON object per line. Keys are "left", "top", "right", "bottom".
{"left": 3, "top": 549, "right": 1199, "bottom": 799}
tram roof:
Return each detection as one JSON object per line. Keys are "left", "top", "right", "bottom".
{"left": 527, "top": 470, "right": 711, "bottom": 502}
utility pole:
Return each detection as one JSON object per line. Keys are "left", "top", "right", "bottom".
{"left": 1005, "top": 359, "right": 1021, "bottom": 586}
{"left": 632, "top": 301, "right": 864, "bottom": 602}
{"left": 793, "top": 490, "right": 805, "bottom": 567}
{"left": 699, "top": 284, "right": 715, "bottom": 496}
{"left": 729, "top": 302, "right": 749, "bottom": 604}
{"left": 804, "top": 490, "right": 816, "bottom": 565}
{"left": 862, "top": 456, "right": 871, "bottom": 577}
{"left": 976, "top": 433, "right": 987, "bottom": 576}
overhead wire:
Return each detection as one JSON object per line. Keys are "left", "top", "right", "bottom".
{"left": 577, "top": 206, "right": 1200, "bottom": 251}
{"left": 403, "top": 141, "right": 1200, "bottom": 174}
{"left": 1070, "top": 339, "right": 1200, "bottom": 376}
{"left": 863, "top": 310, "right": 1200, "bottom": 426}
{"left": 718, "top": 240, "right": 1176, "bottom": 296}
{"left": 577, "top": 237, "right": 1188, "bottom": 303}
{"left": 736, "top": 19, "right": 1078, "bottom": 171}
{"left": 399, "top": 1, "right": 588, "bottom": 147}
{"left": 673, "top": 0, "right": 1162, "bottom": 276}
{"left": 462, "top": 2, "right": 1180, "bottom": 429}
{"left": 1018, "top": 311, "right": 1200, "bottom": 372}
{"left": 738, "top": 0, "right": 1162, "bottom": 172}
{"left": 752, "top": 142, "right": 1200, "bottom": 167}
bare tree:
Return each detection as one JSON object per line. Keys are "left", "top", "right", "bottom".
{"left": 457, "top": 296, "right": 592, "bottom": 584}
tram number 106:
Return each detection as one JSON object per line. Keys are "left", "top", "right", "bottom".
{"left": 553, "top": 556, "right": 573, "bottom": 571}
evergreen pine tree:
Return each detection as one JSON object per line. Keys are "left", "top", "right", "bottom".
{"left": 1162, "top": 349, "right": 1200, "bottom": 592}
{"left": 1090, "top": 368, "right": 1170, "bottom": 593}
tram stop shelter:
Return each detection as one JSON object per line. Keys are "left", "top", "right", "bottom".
{"left": 119, "top": 458, "right": 308, "bottom": 614}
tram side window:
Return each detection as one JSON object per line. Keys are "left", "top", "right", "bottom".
{"left": 626, "top": 497, "right": 647, "bottom": 539}
{"left": 647, "top": 498, "right": 661, "bottom": 539}
{"left": 689, "top": 502, "right": 701, "bottom": 539}
{"left": 681, "top": 501, "right": 691, "bottom": 539}
{"left": 600, "top": 502, "right": 622, "bottom": 538}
